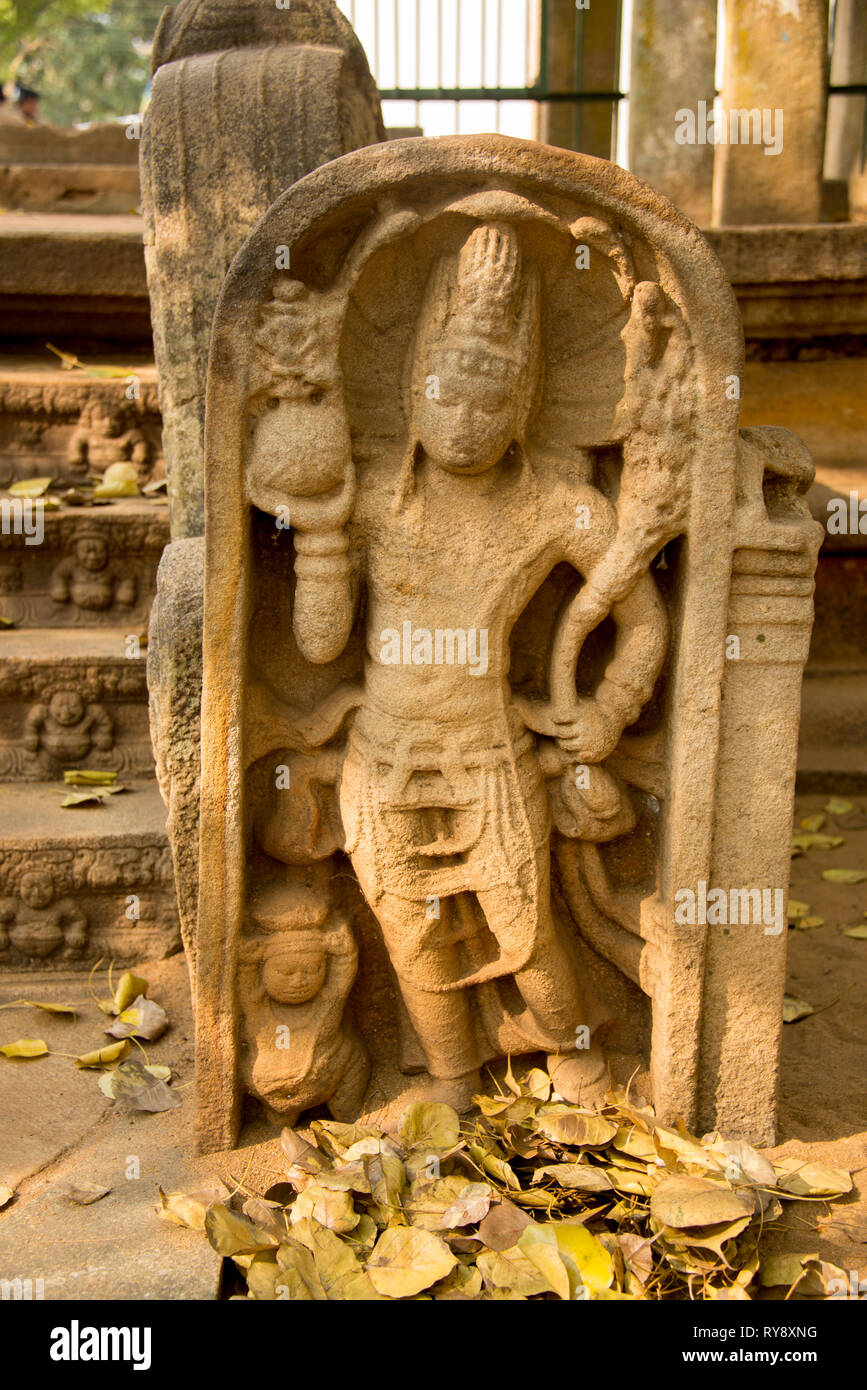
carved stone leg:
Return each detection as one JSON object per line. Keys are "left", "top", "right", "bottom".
{"left": 147, "top": 538, "right": 203, "bottom": 988}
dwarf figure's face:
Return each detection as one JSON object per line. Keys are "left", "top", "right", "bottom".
{"left": 20, "top": 871, "right": 54, "bottom": 909}
{"left": 416, "top": 343, "right": 524, "bottom": 476}
{"left": 262, "top": 942, "right": 327, "bottom": 1004}
{"left": 76, "top": 537, "right": 108, "bottom": 572}
{"left": 50, "top": 690, "right": 84, "bottom": 726}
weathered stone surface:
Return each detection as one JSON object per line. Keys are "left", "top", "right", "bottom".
{"left": 0, "top": 213, "right": 150, "bottom": 349}
{"left": 713, "top": 0, "right": 828, "bottom": 225}
{"left": 141, "top": 0, "right": 385, "bottom": 539}
{"left": 183, "top": 133, "right": 820, "bottom": 1151}
{"left": 0, "top": 781, "right": 179, "bottom": 969}
{"left": 0, "top": 163, "right": 140, "bottom": 216}
{"left": 629, "top": 0, "right": 717, "bottom": 225}
{"left": 0, "top": 122, "right": 139, "bottom": 166}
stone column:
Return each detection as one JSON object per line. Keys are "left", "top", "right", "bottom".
{"left": 824, "top": 0, "right": 867, "bottom": 217}
{"left": 536, "top": 1, "right": 579, "bottom": 150}
{"left": 628, "top": 0, "right": 717, "bottom": 225}
{"left": 536, "top": 4, "right": 622, "bottom": 160}
{"left": 713, "top": 0, "right": 828, "bottom": 226}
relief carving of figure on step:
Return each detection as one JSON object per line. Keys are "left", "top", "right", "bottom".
{"left": 67, "top": 399, "right": 150, "bottom": 482}
{"left": 239, "top": 211, "right": 688, "bottom": 1120}
{"left": 51, "top": 531, "right": 137, "bottom": 613}
{"left": 24, "top": 686, "right": 113, "bottom": 770}
{"left": 0, "top": 869, "right": 87, "bottom": 963}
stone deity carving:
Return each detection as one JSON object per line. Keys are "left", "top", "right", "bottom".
{"left": 166, "top": 138, "right": 821, "bottom": 1150}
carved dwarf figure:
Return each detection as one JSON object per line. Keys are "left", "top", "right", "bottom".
{"left": 238, "top": 874, "right": 369, "bottom": 1123}
{"left": 250, "top": 223, "right": 668, "bottom": 1111}
{"left": 25, "top": 688, "right": 113, "bottom": 766}
{"left": 0, "top": 869, "right": 87, "bottom": 960}
{"left": 67, "top": 400, "right": 149, "bottom": 480}
{"left": 51, "top": 532, "right": 137, "bottom": 612}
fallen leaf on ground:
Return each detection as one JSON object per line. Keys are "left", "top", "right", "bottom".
{"left": 783, "top": 994, "right": 814, "bottom": 1023}
{"left": 97, "top": 1057, "right": 179, "bottom": 1110}
{"left": 799, "top": 814, "right": 826, "bottom": 832}
{"left": 112, "top": 972, "right": 148, "bottom": 1014}
{"left": 773, "top": 1159, "right": 852, "bottom": 1198}
{"left": 650, "top": 1176, "right": 754, "bottom": 1229}
{"left": 842, "top": 923, "right": 867, "bottom": 939}
{"left": 366, "top": 1226, "right": 457, "bottom": 1297}
{"left": 106, "top": 996, "right": 167, "bottom": 1041}
{"left": 822, "top": 868, "right": 867, "bottom": 884}
{"left": 397, "top": 1102, "right": 460, "bottom": 1151}
{"left": 9, "top": 477, "right": 51, "bottom": 498}
{"left": 63, "top": 770, "right": 118, "bottom": 786}
{"left": 791, "top": 834, "right": 844, "bottom": 851}
{"left": 64, "top": 1181, "right": 111, "bottom": 1205}
{"left": 0, "top": 999, "right": 76, "bottom": 1015}
{"left": 76, "top": 1040, "right": 130, "bottom": 1068}
{"left": 0, "top": 1038, "right": 49, "bottom": 1058}
{"left": 824, "top": 798, "right": 853, "bottom": 816}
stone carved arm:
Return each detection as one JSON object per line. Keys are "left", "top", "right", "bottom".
{"left": 23, "top": 703, "right": 46, "bottom": 752}
{"left": 85, "top": 704, "right": 113, "bottom": 751}
{"left": 50, "top": 558, "right": 73, "bottom": 604}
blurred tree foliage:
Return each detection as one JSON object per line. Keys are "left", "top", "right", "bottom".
{"left": 0, "top": 0, "right": 167, "bottom": 126}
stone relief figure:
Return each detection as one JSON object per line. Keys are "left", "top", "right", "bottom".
{"left": 249, "top": 222, "right": 671, "bottom": 1111}
{"left": 67, "top": 400, "right": 150, "bottom": 481}
{"left": 188, "top": 138, "right": 821, "bottom": 1151}
{"left": 24, "top": 687, "right": 113, "bottom": 767}
{"left": 0, "top": 870, "right": 88, "bottom": 961}
{"left": 51, "top": 532, "right": 137, "bottom": 613}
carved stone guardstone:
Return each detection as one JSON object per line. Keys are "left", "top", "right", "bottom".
{"left": 140, "top": 0, "right": 385, "bottom": 539}
{"left": 170, "top": 135, "right": 820, "bottom": 1152}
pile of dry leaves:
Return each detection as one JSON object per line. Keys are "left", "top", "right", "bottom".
{"left": 160, "top": 1066, "right": 853, "bottom": 1301}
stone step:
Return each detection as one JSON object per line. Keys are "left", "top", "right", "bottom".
{"left": 0, "top": 628, "right": 152, "bottom": 780}
{"left": 0, "top": 354, "right": 162, "bottom": 487}
{"left": 0, "top": 213, "right": 150, "bottom": 351}
{"left": 798, "top": 660, "right": 867, "bottom": 790}
{"left": 0, "top": 497, "right": 167, "bottom": 629}
{"left": 0, "top": 779, "right": 179, "bottom": 970}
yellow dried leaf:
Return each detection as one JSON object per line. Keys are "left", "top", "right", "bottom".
{"left": 366, "top": 1226, "right": 457, "bottom": 1298}
{"left": 477, "top": 1243, "right": 552, "bottom": 1297}
{"left": 822, "top": 868, "right": 867, "bottom": 884}
{"left": 63, "top": 770, "right": 118, "bottom": 786}
{"left": 782, "top": 994, "right": 814, "bottom": 1023}
{"left": 824, "top": 798, "right": 853, "bottom": 816}
{"left": 791, "top": 834, "right": 843, "bottom": 851}
{"left": 518, "top": 1225, "right": 571, "bottom": 1299}
{"left": 0, "top": 1038, "right": 49, "bottom": 1058}
{"left": 534, "top": 1106, "right": 617, "bottom": 1148}
{"left": 9, "top": 477, "right": 52, "bottom": 498}
{"left": 552, "top": 1222, "right": 616, "bottom": 1296}
{"left": 75, "top": 1039, "right": 130, "bottom": 1067}
{"left": 397, "top": 1101, "right": 460, "bottom": 1150}
{"left": 113, "top": 972, "right": 148, "bottom": 1013}
{"left": 792, "top": 916, "right": 825, "bottom": 930}
{"left": 773, "top": 1159, "right": 852, "bottom": 1198}
{"left": 290, "top": 1185, "right": 359, "bottom": 1234}
{"left": 842, "top": 923, "right": 867, "bottom": 939}
{"left": 799, "top": 814, "right": 826, "bottom": 832}
{"left": 204, "top": 1203, "right": 279, "bottom": 1256}
{"left": 787, "top": 899, "right": 811, "bottom": 920}
{"left": 650, "top": 1175, "right": 754, "bottom": 1229}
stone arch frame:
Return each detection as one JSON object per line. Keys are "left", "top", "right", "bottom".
{"left": 197, "top": 134, "right": 747, "bottom": 1152}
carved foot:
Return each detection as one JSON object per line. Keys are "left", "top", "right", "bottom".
{"left": 547, "top": 1047, "right": 609, "bottom": 1107}
{"left": 398, "top": 1070, "right": 481, "bottom": 1113}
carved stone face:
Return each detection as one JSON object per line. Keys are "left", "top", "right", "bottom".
{"left": 20, "top": 871, "right": 54, "bottom": 909}
{"left": 76, "top": 537, "right": 108, "bottom": 572}
{"left": 416, "top": 344, "right": 524, "bottom": 475}
{"left": 91, "top": 406, "right": 123, "bottom": 439}
{"left": 49, "top": 690, "right": 85, "bottom": 726}
{"left": 263, "top": 948, "right": 327, "bottom": 1004}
